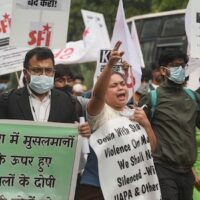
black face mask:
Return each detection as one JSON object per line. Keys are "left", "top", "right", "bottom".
{"left": 56, "top": 85, "right": 73, "bottom": 94}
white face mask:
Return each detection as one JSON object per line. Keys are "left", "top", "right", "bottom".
{"left": 166, "top": 66, "right": 186, "bottom": 84}
{"left": 29, "top": 75, "right": 54, "bottom": 94}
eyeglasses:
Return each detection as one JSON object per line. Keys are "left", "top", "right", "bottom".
{"left": 167, "top": 63, "right": 188, "bottom": 69}
{"left": 28, "top": 67, "right": 55, "bottom": 76}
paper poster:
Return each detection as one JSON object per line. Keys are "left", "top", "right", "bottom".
{"left": 0, "top": 120, "right": 81, "bottom": 200}
{"left": 186, "top": 0, "right": 200, "bottom": 58}
{"left": 0, "top": 0, "right": 12, "bottom": 39}
{"left": 81, "top": 9, "right": 110, "bottom": 49}
{"left": 93, "top": 49, "right": 124, "bottom": 85}
{"left": 0, "top": 46, "right": 29, "bottom": 75}
{"left": 10, "top": 0, "right": 71, "bottom": 49}
{"left": 90, "top": 117, "right": 161, "bottom": 200}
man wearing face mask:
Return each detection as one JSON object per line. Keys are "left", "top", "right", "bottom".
{"left": 139, "top": 50, "right": 200, "bottom": 200}
{"left": 0, "top": 47, "right": 78, "bottom": 123}
{"left": 0, "top": 74, "right": 10, "bottom": 94}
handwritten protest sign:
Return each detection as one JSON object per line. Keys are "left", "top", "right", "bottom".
{"left": 93, "top": 49, "right": 124, "bottom": 85}
{"left": 94, "top": 49, "right": 136, "bottom": 100}
{"left": 10, "top": 0, "right": 71, "bottom": 49}
{"left": 0, "top": 120, "right": 81, "bottom": 200}
{"left": 0, "top": 46, "right": 29, "bottom": 75}
{"left": 90, "top": 117, "right": 161, "bottom": 200}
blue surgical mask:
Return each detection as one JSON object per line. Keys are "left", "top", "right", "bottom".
{"left": 167, "top": 66, "right": 185, "bottom": 84}
{"left": 0, "top": 83, "right": 8, "bottom": 92}
{"left": 29, "top": 75, "right": 54, "bottom": 94}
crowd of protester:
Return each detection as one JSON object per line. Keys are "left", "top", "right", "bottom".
{"left": 0, "top": 43, "right": 200, "bottom": 200}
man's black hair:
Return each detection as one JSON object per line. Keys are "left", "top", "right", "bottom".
{"left": 150, "top": 61, "right": 160, "bottom": 71}
{"left": 23, "top": 47, "right": 55, "bottom": 69}
{"left": 54, "top": 64, "right": 74, "bottom": 79}
{"left": 158, "top": 50, "right": 188, "bottom": 67}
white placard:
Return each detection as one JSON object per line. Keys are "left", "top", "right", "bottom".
{"left": 93, "top": 49, "right": 124, "bottom": 85}
{"left": 186, "top": 0, "right": 200, "bottom": 58}
{"left": 81, "top": 9, "right": 110, "bottom": 49}
{"left": 0, "top": 0, "right": 12, "bottom": 39}
{"left": 0, "top": 0, "right": 28, "bottom": 75}
{"left": 90, "top": 117, "right": 161, "bottom": 200}
{"left": 10, "top": 0, "right": 71, "bottom": 49}
{"left": 0, "top": 45, "right": 29, "bottom": 75}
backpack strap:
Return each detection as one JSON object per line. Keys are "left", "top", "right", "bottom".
{"left": 183, "top": 88, "right": 200, "bottom": 111}
{"left": 149, "top": 88, "right": 199, "bottom": 119}
{"left": 150, "top": 89, "right": 157, "bottom": 118}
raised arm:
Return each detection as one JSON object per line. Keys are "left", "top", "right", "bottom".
{"left": 87, "top": 41, "right": 124, "bottom": 116}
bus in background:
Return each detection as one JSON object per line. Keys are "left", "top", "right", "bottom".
{"left": 126, "top": 9, "right": 186, "bottom": 68}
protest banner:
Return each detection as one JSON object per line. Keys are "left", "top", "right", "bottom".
{"left": 0, "top": 119, "right": 81, "bottom": 200}
{"left": 193, "top": 129, "right": 200, "bottom": 200}
{"left": 10, "top": 0, "right": 71, "bottom": 49}
{"left": 89, "top": 117, "right": 161, "bottom": 200}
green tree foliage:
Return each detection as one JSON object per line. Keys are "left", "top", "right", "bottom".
{"left": 151, "top": 0, "right": 189, "bottom": 12}
{"left": 68, "top": 0, "right": 152, "bottom": 41}
{"left": 68, "top": 0, "right": 189, "bottom": 41}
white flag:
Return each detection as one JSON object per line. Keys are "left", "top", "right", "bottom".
{"left": 111, "top": 0, "right": 143, "bottom": 97}
{"left": 81, "top": 9, "right": 110, "bottom": 48}
{"left": 185, "top": 0, "right": 200, "bottom": 90}
{"left": 54, "top": 18, "right": 107, "bottom": 64}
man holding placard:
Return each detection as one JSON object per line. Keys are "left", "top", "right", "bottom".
{"left": 0, "top": 47, "right": 90, "bottom": 133}
{"left": 0, "top": 46, "right": 91, "bottom": 199}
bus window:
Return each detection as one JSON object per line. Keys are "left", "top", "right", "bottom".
{"left": 126, "top": 9, "right": 186, "bottom": 67}
{"left": 135, "top": 20, "right": 143, "bottom": 35}
{"left": 161, "top": 15, "right": 185, "bottom": 37}
{"left": 141, "top": 41, "right": 155, "bottom": 67}
{"left": 141, "top": 18, "right": 162, "bottom": 39}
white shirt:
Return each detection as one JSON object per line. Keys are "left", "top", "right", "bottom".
{"left": 28, "top": 86, "right": 51, "bottom": 122}
{"left": 87, "top": 104, "right": 133, "bottom": 130}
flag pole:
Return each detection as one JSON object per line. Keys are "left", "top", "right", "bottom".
{"left": 129, "top": 66, "right": 137, "bottom": 107}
